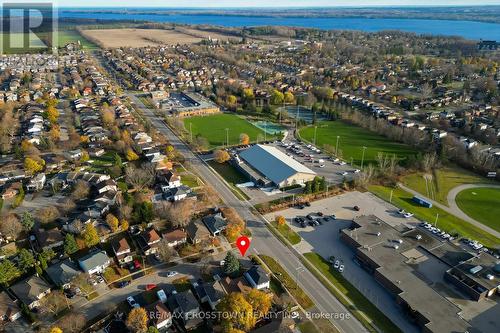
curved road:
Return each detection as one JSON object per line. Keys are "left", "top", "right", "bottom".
{"left": 398, "top": 183, "right": 500, "bottom": 239}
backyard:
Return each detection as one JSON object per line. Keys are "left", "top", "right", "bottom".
{"left": 184, "top": 114, "right": 276, "bottom": 148}
{"left": 299, "top": 120, "right": 417, "bottom": 165}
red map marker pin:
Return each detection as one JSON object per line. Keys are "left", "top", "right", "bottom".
{"left": 236, "top": 236, "right": 250, "bottom": 256}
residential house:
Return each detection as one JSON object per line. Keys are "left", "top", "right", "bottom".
{"left": 26, "top": 173, "right": 46, "bottom": 192}
{"left": 46, "top": 259, "right": 81, "bottom": 288}
{"left": 78, "top": 251, "right": 111, "bottom": 275}
{"left": 112, "top": 237, "right": 133, "bottom": 266}
{"left": 192, "top": 281, "right": 225, "bottom": 310}
{"left": 146, "top": 301, "right": 172, "bottom": 330}
{"left": 0, "top": 292, "right": 22, "bottom": 322}
{"left": 162, "top": 229, "right": 187, "bottom": 247}
{"left": 138, "top": 229, "right": 161, "bottom": 255}
{"left": 34, "top": 227, "right": 64, "bottom": 250}
{"left": 219, "top": 275, "right": 252, "bottom": 294}
{"left": 10, "top": 276, "right": 51, "bottom": 309}
{"left": 167, "top": 290, "right": 202, "bottom": 330}
{"left": 158, "top": 171, "right": 181, "bottom": 191}
{"left": 65, "top": 149, "right": 83, "bottom": 161}
{"left": 186, "top": 220, "right": 211, "bottom": 244}
{"left": 244, "top": 266, "right": 270, "bottom": 290}
{"left": 96, "top": 179, "right": 118, "bottom": 194}
{"left": 202, "top": 213, "right": 228, "bottom": 236}
{"left": 1, "top": 182, "right": 22, "bottom": 199}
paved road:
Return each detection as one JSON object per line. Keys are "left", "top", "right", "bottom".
{"left": 399, "top": 183, "right": 500, "bottom": 240}
{"left": 128, "top": 93, "right": 368, "bottom": 333}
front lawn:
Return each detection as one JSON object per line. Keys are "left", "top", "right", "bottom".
{"left": 369, "top": 185, "right": 500, "bottom": 248}
{"left": 456, "top": 187, "right": 500, "bottom": 233}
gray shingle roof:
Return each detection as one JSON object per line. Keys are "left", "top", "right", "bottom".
{"left": 238, "top": 144, "right": 315, "bottom": 185}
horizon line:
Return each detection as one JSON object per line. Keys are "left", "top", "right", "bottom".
{"left": 56, "top": 4, "right": 500, "bottom": 9}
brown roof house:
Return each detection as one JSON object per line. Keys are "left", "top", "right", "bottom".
{"left": 112, "top": 237, "right": 133, "bottom": 266}
{"left": 162, "top": 229, "right": 187, "bottom": 247}
{"left": 10, "top": 275, "right": 51, "bottom": 309}
{"left": 0, "top": 292, "right": 21, "bottom": 322}
{"left": 186, "top": 220, "right": 211, "bottom": 245}
{"left": 34, "top": 227, "right": 64, "bottom": 251}
{"left": 138, "top": 229, "right": 161, "bottom": 255}
{"left": 146, "top": 301, "right": 172, "bottom": 330}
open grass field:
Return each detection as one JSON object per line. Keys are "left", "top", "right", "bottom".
{"left": 207, "top": 160, "right": 250, "bottom": 200}
{"left": 369, "top": 185, "right": 500, "bottom": 248}
{"left": 0, "top": 30, "right": 97, "bottom": 53}
{"left": 402, "top": 166, "right": 495, "bottom": 206}
{"left": 456, "top": 187, "right": 500, "bottom": 233}
{"left": 299, "top": 121, "right": 417, "bottom": 165}
{"left": 304, "top": 253, "right": 402, "bottom": 333}
{"left": 184, "top": 114, "right": 275, "bottom": 148}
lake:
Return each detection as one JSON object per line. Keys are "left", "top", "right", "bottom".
{"left": 59, "top": 10, "right": 500, "bottom": 41}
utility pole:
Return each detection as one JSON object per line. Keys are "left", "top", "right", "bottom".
{"left": 335, "top": 135, "right": 340, "bottom": 156}
{"left": 390, "top": 189, "right": 394, "bottom": 203}
{"left": 361, "top": 146, "right": 367, "bottom": 169}
{"left": 434, "top": 213, "right": 439, "bottom": 227}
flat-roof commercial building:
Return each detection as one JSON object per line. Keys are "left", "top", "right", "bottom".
{"left": 161, "top": 92, "right": 220, "bottom": 117}
{"left": 235, "top": 144, "right": 317, "bottom": 188}
{"left": 340, "top": 215, "right": 477, "bottom": 333}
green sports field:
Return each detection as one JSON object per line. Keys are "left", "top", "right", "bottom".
{"left": 183, "top": 114, "right": 275, "bottom": 148}
{"left": 456, "top": 187, "right": 500, "bottom": 233}
{"left": 299, "top": 120, "right": 417, "bottom": 165}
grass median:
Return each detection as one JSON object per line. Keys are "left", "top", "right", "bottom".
{"left": 369, "top": 185, "right": 500, "bottom": 248}
{"left": 304, "top": 252, "right": 403, "bottom": 333}
{"left": 270, "top": 220, "right": 301, "bottom": 245}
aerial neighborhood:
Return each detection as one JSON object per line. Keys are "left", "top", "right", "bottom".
{"left": 0, "top": 7, "right": 499, "bottom": 333}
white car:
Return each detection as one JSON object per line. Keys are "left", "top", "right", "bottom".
{"left": 338, "top": 265, "right": 344, "bottom": 273}
{"left": 339, "top": 161, "right": 347, "bottom": 166}
{"left": 403, "top": 212, "right": 414, "bottom": 218}
{"left": 319, "top": 164, "right": 325, "bottom": 168}
{"left": 157, "top": 289, "right": 167, "bottom": 303}
{"left": 166, "top": 271, "right": 178, "bottom": 278}
{"left": 339, "top": 172, "right": 348, "bottom": 176}
{"left": 127, "top": 296, "right": 139, "bottom": 308}
{"left": 352, "top": 169, "right": 361, "bottom": 174}
{"left": 398, "top": 209, "right": 406, "bottom": 215}
{"left": 334, "top": 260, "right": 340, "bottom": 269}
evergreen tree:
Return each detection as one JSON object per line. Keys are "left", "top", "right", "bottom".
{"left": 223, "top": 252, "right": 240, "bottom": 278}
{"left": 64, "top": 234, "right": 79, "bottom": 255}
{"left": 18, "top": 249, "right": 35, "bottom": 272}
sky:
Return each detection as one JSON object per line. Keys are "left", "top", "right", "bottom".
{"left": 55, "top": 1, "right": 500, "bottom": 8}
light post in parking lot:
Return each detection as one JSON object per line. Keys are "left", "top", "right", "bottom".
{"left": 361, "top": 146, "right": 367, "bottom": 169}
{"left": 335, "top": 136, "right": 340, "bottom": 156}
{"left": 434, "top": 213, "right": 439, "bottom": 227}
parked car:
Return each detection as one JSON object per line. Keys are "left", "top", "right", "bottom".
{"left": 116, "top": 280, "right": 130, "bottom": 288}
{"left": 353, "top": 206, "right": 361, "bottom": 211}
{"left": 334, "top": 260, "right": 340, "bottom": 269}
{"left": 308, "top": 220, "right": 316, "bottom": 227}
{"left": 305, "top": 202, "right": 311, "bottom": 207}
{"left": 328, "top": 256, "right": 336, "bottom": 264}
{"left": 127, "top": 296, "right": 139, "bottom": 308}
{"left": 330, "top": 214, "right": 337, "bottom": 220}
{"left": 317, "top": 212, "right": 324, "bottom": 217}
{"left": 146, "top": 284, "right": 157, "bottom": 291}
{"left": 403, "top": 212, "right": 414, "bottom": 218}
{"left": 339, "top": 265, "right": 345, "bottom": 273}
{"left": 134, "top": 259, "right": 141, "bottom": 269}
{"left": 300, "top": 221, "right": 307, "bottom": 228}
{"left": 157, "top": 289, "right": 167, "bottom": 303}
{"left": 166, "top": 271, "right": 178, "bottom": 278}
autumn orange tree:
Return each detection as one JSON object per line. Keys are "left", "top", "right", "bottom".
{"left": 217, "top": 292, "right": 256, "bottom": 332}
{"left": 275, "top": 215, "right": 286, "bottom": 226}
{"left": 126, "top": 307, "right": 148, "bottom": 333}
{"left": 106, "top": 214, "right": 119, "bottom": 232}
{"left": 239, "top": 133, "right": 250, "bottom": 145}
{"left": 214, "top": 149, "right": 230, "bottom": 163}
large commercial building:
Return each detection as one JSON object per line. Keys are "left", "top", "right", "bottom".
{"left": 161, "top": 92, "right": 220, "bottom": 117}
{"left": 235, "top": 144, "right": 317, "bottom": 188}
{"left": 340, "top": 215, "right": 499, "bottom": 333}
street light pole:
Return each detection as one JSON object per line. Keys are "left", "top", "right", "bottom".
{"left": 225, "top": 128, "right": 229, "bottom": 147}
{"left": 189, "top": 122, "right": 193, "bottom": 142}
{"left": 390, "top": 189, "right": 394, "bottom": 203}
{"left": 434, "top": 213, "right": 439, "bottom": 227}
{"left": 361, "top": 146, "right": 367, "bottom": 169}
{"left": 335, "top": 135, "right": 340, "bottom": 156}
{"left": 313, "top": 126, "right": 317, "bottom": 145}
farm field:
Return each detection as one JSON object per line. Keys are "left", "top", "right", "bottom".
{"left": 0, "top": 30, "right": 97, "bottom": 53}
{"left": 299, "top": 120, "right": 417, "bottom": 165}
{"left": 456, "top": 187, "right": 500, "bottom": 232}
{"left": 184, "top": 113, "right": 275, "bottom": 148}
{"left": 402, "top": 166, "right": 495, "bottom": 206}
{"left": 79, "top": 28, "right": 236, "bottom": 48}
{"left": 369, "top": 185, "right": 500, "bottom": 248}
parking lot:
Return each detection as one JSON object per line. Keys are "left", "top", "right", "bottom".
{"left": 265, "top": 191, "right": 421, "bottom": 333}
{"left": 270, "top": 139, "right": 356, "bottom": 185}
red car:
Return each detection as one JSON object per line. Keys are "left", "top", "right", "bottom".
{"left": 134, "top": 259, "right": 141, "bottom": 269}
{"left": 145, "top": 284, "right": 157, "bottom": 291}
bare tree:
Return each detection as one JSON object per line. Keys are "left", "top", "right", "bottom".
{"left": 37, "top": 206, "right": 60, "bottom": 224}
{"left": 156, "top": 200, "right": 195, "bottom": 229}
{"left": 71, "top": 180, "right": 90, "bottom": 200}
{"left": 58, "top": 312, "right": 86, "bottom": 333}
{"left": 125, "top": 163, "right": 155, "bottom": 191}
{"left": 0, "top": 214, "right": 23, "bottom": 240}
{"left": 354, "top": 164, "right": 375, "bottom": 189}
{"left": 40, "top": 291, "right": 68, "bottom": 316}
{"left": 157, "top": 239, "right": 175, "bottom": 262}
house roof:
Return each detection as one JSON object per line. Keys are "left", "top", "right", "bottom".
{"left": 0, "top": 291, "right": 20, "bottom": 319}
{"left": 141, "top": 229, "right": 161, "bottom": 245}
{"left": 162, "top": 229, "right": 187, "bottom": 243}
{"left": 202, "top": 215, "right": 228, "bottom": 235}
{"left": 46, "top": 259, "right": 80, "bottom": 286}
{"left": 220, "top": 276, "right": 252, "bottom": 294}
{"left": 112, "top": 237, "right": 131, "bottom": 254}
{"left": 168, "top": 290, "right": 199, "bottom": 314}
{"left": 244, "top": 266, "right": 270, "bottom": 288}
{"left": 35, "top": 228, "right": 64, "bottom": 248}
{"left": 78, "top": 251, "right": 110, "bottom": 273}
{"left": 186, "top": 220, "right": 211, "bottom": 241}
{"left": 238, "top": 144, "right": 316, "bottom": 185}
{"left": 10, "top": 275, "right": 51, "bottom": 306}
{"left": 146, "top": 301, "right": 171, "bottom": 326}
